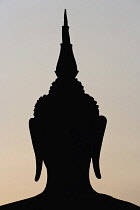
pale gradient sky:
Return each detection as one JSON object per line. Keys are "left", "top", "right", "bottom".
{"left": 0, "top": 0, "right": 140, "bottom": 206}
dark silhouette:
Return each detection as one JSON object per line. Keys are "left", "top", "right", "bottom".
{"left": 1, "top": 10, "right": 139, "bottom": 209}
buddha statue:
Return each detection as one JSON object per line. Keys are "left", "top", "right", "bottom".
{"left": 1, "top": 10, "right": 139, "bottom": 210}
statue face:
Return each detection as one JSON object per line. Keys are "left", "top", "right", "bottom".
{"left": 29, "top": 115, "right": 107, "bottom": 181}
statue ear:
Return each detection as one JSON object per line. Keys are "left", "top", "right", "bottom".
{"left": 29, "top": 118, "right": 43, "bottom": 182}
{"left": 92, "top": 116, "right": 107, "bottom": 179}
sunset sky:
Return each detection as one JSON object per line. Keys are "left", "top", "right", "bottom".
{"left": 0, "top": 0, "right": 140, "bottom": 206}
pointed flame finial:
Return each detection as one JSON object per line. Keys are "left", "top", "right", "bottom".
{"left": 64, "top": 9, "right": 68, "bottom": 26}
{"left": 55, "top": 10, "right": 78, "bottom": 78}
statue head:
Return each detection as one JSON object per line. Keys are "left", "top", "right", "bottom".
{"left": 29, "top": 78, "right": 107, "bottom": 182}
{"left": 29, "top": 10, "right": 107, "bottom": 183}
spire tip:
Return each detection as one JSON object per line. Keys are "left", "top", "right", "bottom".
{"left": 64, "top": 9, "right": 68, "bottom": 26}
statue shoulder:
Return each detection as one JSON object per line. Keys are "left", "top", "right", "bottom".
{"left": 100, "top": 194, "right": 140, "bottom": 209}
{"left": 0, "top": 195, "right": 41, "bottom": 210}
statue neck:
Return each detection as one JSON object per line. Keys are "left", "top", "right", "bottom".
{"left": 43, "top": 161, "right": 94, "bottom": 195}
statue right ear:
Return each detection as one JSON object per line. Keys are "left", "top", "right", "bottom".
{"left": 29, "top": 118, "right": 43, "bottom": 182}
{"left": 91, "top": 116, "right": 107, "bottom": 179}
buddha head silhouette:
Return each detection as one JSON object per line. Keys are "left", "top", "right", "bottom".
{"left": 29, "top": 10, "right": 107, "bottom": 192}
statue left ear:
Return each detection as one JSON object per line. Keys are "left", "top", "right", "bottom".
{"left": 29, "top": 118, "right": 43, "bottom": 182}
{"left": 91, "top": 116, "right": 107, "bottom": 179}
